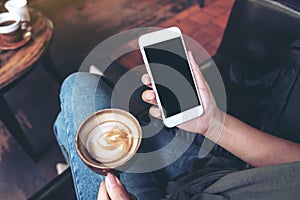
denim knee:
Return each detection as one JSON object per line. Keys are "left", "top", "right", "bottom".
{"left": 54, "top": 72, "right": 107, "bottom": 162}
{"left": 53, "top": 112, "right": 70, "bottom": 163}
{"left": 59, "top": 72, "right": 94, "bottom": 104}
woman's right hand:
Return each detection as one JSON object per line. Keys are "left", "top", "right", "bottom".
{"left": 98, "top": 173, "right": 137, "bottom": 200}
{"left": 141, "top": 51, "right": 224, "bottom": 139}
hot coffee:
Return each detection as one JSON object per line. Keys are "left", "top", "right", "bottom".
{"left": 87, "top": 121, "right": 134, "bottom": 163}
{"left": 0, "top": 12, "right": 21, "bottom": 43}
{"left": 0, "top": 20, "right": 16, "bottom": 27}
{"left": 76, "top": 109, "right": 142, "bottom": 175}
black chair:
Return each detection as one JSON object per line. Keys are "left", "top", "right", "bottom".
{"left": 28, "top": 169, "right": 76, "bottom": 200}
{"left": 29, "top": 0, "right": 300, "bottom": 199}
{"left": 212, "top": 0, "right": 300, "bottom": 130}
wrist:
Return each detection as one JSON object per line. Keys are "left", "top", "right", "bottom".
{"left": 203, "top": 109, "right": 226, "bottom": 143}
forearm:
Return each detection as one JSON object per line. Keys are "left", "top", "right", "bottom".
{"left": 207, "top": 113, "right": 300, "bottom": 167}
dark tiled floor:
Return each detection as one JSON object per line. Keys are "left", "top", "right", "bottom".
{"left": 0, "top": 0, "right": 233, "bottom": 199}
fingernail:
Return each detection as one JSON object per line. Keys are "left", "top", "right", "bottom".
{"left": 142, "top": 75, "right": 150, "bottom": 84}
{"left": 147, "top": 92, "right": 153, "bottom": 98}
{"left": 152, "top": 108, "right": 160, "bottom": 116}
{"left": 106, "top": 173, "right": 117, "bottom": 188}
{"left": 142, "top": 75, "right": 147, "bottom": 82}
{"left": 154, "top": 109, "right": 160, "bottom": 116}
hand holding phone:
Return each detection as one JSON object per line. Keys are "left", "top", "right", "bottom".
{"left": 142, "top": 49, "right": 220, "bottom": 136}
{"left": 139, "top": 27, "right": 204, "bottom": 128}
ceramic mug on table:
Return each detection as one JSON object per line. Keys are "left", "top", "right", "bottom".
{"left": 0, "top": 12, "right": 22, "bottom": 43}
{"left": 4, "top": 0, "right": 30, "bottom": 22}
{"left": 75, "top": 108, "right": 142, "bottom": 175}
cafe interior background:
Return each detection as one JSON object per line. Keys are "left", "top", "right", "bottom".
{"left": 0, "top": 0, "right": 299, "bottom": 199}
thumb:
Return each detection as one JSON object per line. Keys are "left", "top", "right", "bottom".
{"left": 188, "top": 51, "right": 211, "bottom": 99}
{"left": 105, "top": 173, "right": 130, "bottom": 200}
{"left": 188, "top": 51, "right": 207, "bottom": 90}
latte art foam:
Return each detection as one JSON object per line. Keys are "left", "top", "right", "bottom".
{"left": 100, "top": 126, "right": 133, "bottom": 152}
{"left": 87, "top": 121, "right": 134, "bottom": 163}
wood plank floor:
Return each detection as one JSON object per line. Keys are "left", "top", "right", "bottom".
{"left": 0, "top": 0, "right": 233, "bottom": 199}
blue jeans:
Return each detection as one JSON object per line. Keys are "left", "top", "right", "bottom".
{"left": 53, "top": 72, "right": 232, "bottom": 200}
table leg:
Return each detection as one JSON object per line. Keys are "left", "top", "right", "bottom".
{"left": 72, "top": 0, "right": 86, "bottom": 10}
{"left": 41, "top": 52, "right": 62, "bottom": 84}
{"left": 199, "top": 0, "right": 204, "bottom": 7}
{"left": 0, "top": 94, "right": 38, "bottom": 161}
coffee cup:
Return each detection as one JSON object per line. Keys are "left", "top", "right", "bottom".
{"left": 75, "top": 108, "right": 142, "bottom": 175}
{"left": 0, "top": 12, "right": 22, "bottom": 43}
{"left": 4, "top": 0, "right": 30, "bottom": 22}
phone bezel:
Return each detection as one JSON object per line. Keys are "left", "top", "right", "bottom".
{"left": 138, "top": 27, "right": 203, "bottom": 127}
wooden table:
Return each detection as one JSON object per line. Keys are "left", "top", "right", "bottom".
{"left": 0, "top": 8, "right": 61, "bottom": 161}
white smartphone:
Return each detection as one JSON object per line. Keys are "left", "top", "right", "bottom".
{"left": 138, "top": 27, "right": 203, "bottom": 128}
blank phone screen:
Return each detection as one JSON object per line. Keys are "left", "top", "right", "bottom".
{"left": 144, "top": 37, "right": 200, "bottom": 118}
